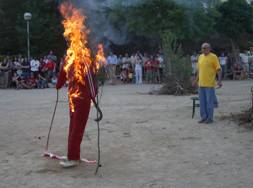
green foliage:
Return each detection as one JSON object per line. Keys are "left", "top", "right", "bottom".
{"left": 189, "top": 7, "right": 220, "bottom": 41}
{"left": 0, "top": 0, "right": 66, "bottom": 57}
{"left": 126, "top": 0, "right": 187, "bottom": 40}
{"left": 216, "top": 0, "right": 253, "bottom": 44}
{"left": 160, "top": 32, "right": 193, "bottom": 95}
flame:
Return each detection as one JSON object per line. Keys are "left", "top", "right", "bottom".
{"left": 60, "top": 3, "right": 91, "bottom": 85}
{"left": 60, "top": 3, "right": 105, "bottom": 113}
{"left": 95, "top": 44, "right": 106, "bottom": 72}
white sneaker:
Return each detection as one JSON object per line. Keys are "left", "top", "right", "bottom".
{"left": 59, "top": 159, "right": 80, "bottom": 168}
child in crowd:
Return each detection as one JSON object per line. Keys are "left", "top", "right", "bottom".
{"left": 37, "top": 72, "right": 47, "bottom": 89}
{"left": 48, "top": 75, "right": 57, "bottom": 88}
{"left": 12, "top": 72, "right": 22, "bottom": 89}
{"left": 144, "top": 56, "right": 153, "bottom": 83}
{"left": 128, "top": 66, "right": 134, "bottom": 83}
{"left": 25, "top": 73, "right": 37, "bottom": 89}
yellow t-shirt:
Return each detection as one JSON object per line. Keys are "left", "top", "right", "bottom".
{"left": 197, "top": 53, "right": 221, "bottom": 87}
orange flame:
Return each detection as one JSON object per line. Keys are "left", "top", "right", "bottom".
{"left": 95, "top": 44, "right": 106, "bottom": 72}
{"left": 60, "top": 3, "right": 91, "bottom": 85}
{"left": 60, "top": 3, "right": 105, "bottom": 112}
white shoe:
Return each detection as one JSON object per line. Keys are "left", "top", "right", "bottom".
{"left": 59, "top": 159, "right": 80, "bottom": 168}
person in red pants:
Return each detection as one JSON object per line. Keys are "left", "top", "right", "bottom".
{"left": 56, "top": 62, "right": 97, "bottom": 168}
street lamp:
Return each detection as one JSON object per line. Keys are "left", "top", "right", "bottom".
{"left": 24, "top": 12, "right": 32, "bottom": 61}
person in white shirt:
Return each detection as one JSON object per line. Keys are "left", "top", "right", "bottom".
{"left": 219, "top": 53, "right": 227, "bottom": 78}
{"left": 240, "top": 51, "right": 249, "bottom": 74}
{"left": 121, "top": 53, "right": 131, "bottom": 83}
{"left": 106, "top": 52, "right": 118, "bottom": 84}
{"left": 135, "top": 55, "right": 143, "bottom": 85}
{"left": 30, "top": 57, "right": 40, "bottom": 77}
{"left": 191, "top": 52, "right": 198, "bottom": 75}
{"left": 248, "top": 47, "right": 253, "bottom": 74}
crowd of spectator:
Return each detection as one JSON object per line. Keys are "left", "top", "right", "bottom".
{"left": 105, "top": 51, "right": 164, "bottom": 85}
{"left": 1, "top": 47, "right": 252, "bottom": 89}
{"left": 190, "top": 47, "right": 253, "bottom": 80}
{"left": 0, "top": 51, "right": 60, "bottom": 89}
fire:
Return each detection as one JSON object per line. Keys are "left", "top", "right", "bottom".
{"left": 95, "top": 44, "right": 106, "bottom": 72}
{"left": 59, "top": 3, "right": 105, "bottom": 112}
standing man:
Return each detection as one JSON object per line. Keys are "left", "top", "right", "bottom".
{"left": 30, "top": 57, "right": 40, "bottom": 78}
{"left": 106, "top": 52, "right": 118, "bottom": 84}
{"left": 134, "top": 55, "right": 143, "bottom": 85}
{"left": 193, "top": 43, "right": 222, "bottom": 124}
{"left": 248, "top": 47, "right": 253, "bottom": 75}
{"left": 56, "top": 62, "right": 97, "bottom": 168}
{"left": 219, "top": 53, "right": 227, "bottom": 78}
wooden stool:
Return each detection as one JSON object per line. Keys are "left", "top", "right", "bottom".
{"left": 191, "top": 96, "right": 199, "bottom": 118}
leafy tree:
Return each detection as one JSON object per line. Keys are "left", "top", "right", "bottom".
{"left": 0, "top": 0, "right": 66, "bottom": 57}
{"left": 126, "top": 0, "right": 187, "bottom": 41}
{"left": 0, "top": 0, "right": 26, "bottom": 55}
{"left": 216, "top": 0, "right": 253, "bottom": 51}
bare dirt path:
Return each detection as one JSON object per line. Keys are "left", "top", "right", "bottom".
{"left": 0, "top": 80, "right": 253, "bottom": 188}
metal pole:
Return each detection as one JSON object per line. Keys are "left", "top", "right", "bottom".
{"left": 27, "top": 20, "right": 30, "bottom": 61}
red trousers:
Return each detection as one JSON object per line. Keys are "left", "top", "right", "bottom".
{"left": 67, "top": 97, "right": 91, "bottom": 160}
{"left": 56, "top": 62, "right": 96, "bottom": 160}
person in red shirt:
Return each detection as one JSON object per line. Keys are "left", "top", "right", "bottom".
{"left": 151, "top": 57, "right": 160, "bottom": 83}
{"left": 56, "top": 61, "right": 97, "bottom": 168}
{"left": 44, "top": 60, "right": 55, "bottom": 80}
{"left": 144, "top": 56, "right": 153, "bottom": 83}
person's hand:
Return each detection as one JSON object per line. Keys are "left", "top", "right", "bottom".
{"left": 192, "top": 80, "right": 197, "bottom": 87}
{"left": 217, "top": 81, "right": 222, "bottom": 88}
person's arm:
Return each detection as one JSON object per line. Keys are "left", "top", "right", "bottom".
{"left": 56, "top": 65, "right": 67, "bottom": 90}
{"left": 1, "top": 62, "right": 9, "bottom": 70}
{"left": 192, "top": 57, "right": 200, "bottom": 87}
{"left": 217, "top": 69, "right": 222, "bottom": 88}
{"left": 214, "top": 55, "right": 222, "bottom": 88}
{"left": 192, "top": 69, "right": 199, "bottom": 87}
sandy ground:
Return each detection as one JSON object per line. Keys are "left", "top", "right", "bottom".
{"left": 0, "top": 80, "right": 253, "bottom": 188}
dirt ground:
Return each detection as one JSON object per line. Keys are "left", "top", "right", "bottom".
{"left": 0, "top": 80, "right": 253, "bottom": 188}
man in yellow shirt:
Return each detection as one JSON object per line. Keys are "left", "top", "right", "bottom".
{"left": 194, "top": 43, "right": 222, "bottom": 124}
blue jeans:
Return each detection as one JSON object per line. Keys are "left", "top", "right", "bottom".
{"left": 199, "top": 87, "right": 215, "bottom": 121}
{"left": 37, "top": 79, "right": 47, "bottom": 88}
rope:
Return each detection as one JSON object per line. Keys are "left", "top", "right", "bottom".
{"left": 45, "top": 70, "right": 103, "bottom": 175}
{"left": 45, "top": 90, "right": 59, "bottom": 151}
{"left": 95, "top": 93, "right": 102, "bottom": 175}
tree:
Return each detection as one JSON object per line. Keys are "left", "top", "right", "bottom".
{"left": 0, "top": 0, "right": 66, "bottom": 57}
{"left": 126, "top": 0, "right": 187, "bottom": 41}
{"left": 216, "top": 0, "right": 253, "bottom": 60}
{"left": 0, "top": 0, "right": 26, "bottom": 55}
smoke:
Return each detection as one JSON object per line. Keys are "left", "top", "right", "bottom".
{"left": 74, "top": 0, "right": 143, "bottom": 48}
{"left": 73, "top": 0, "right": 215, "bottom": 48}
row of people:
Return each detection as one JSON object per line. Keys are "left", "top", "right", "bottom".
{"left": 0, "top": 51, "right": 59, "bottom": 89}
{"left": 191, "top": 47, "right": 253, "bottom": 79}
{"left": 106, "top": 52, "right": 164, "bottom": 84}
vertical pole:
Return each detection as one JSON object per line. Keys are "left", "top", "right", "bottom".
{"left": 27, "top": 20, "right": 30, "bottom": 61}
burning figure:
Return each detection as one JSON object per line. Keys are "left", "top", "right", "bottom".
{"left": 56, "top": 3, "right": 105, "bottom": 168}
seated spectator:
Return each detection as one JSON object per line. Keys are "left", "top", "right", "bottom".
{"left": 120, "top": 70, "right": 128, "bottom": 83}
{"left": 128, "top": 65, "right": 134, "bottom": 83}
{"left": 11, "top": 72, "right": 22, "bottom": 89}
{"left": 36, "top": 72, "right": 47, "bottom": 89}
{"left": 48, "top": 75, "right": 57, "bottom": 88}
{"left": 20, "top": 73, "right": 36, "bottom": 89}
{"left": 121, "top": 53, "right": 131, "bottom": 83}
{"left": 233, "top": 63, "right": 245, "bottom": 80}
